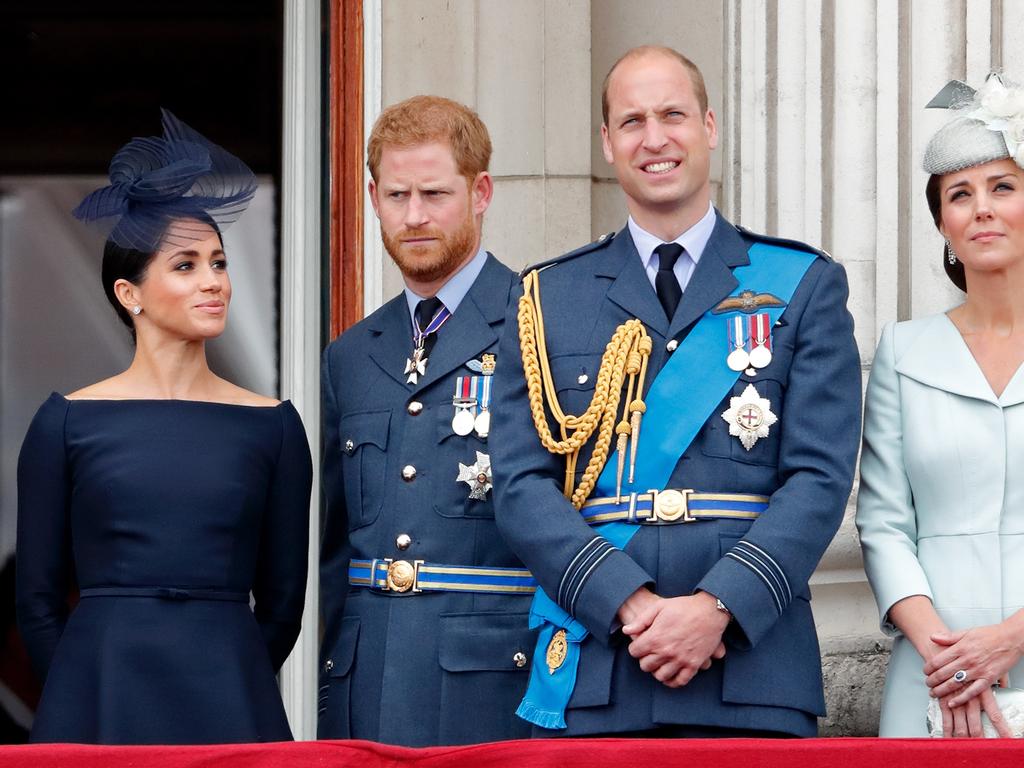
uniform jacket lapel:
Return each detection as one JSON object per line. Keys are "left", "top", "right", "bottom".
{"left": 667, "top": 212, "right": 748, "bottom": 340}
{"left": 366, "top": 295, "right": 417, "bottom": 387}
{"left": 600, "top": 228, "right": 670, "bottom": 338}
{"left": 411, "top": 254, "right": 512, "bottom": 394}
{"left": 599, "top": 213, "right": 751, "bottom": 342}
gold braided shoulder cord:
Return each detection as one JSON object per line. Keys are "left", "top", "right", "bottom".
{"left": 518, "top": 269, "right": 652, "bottom": 510}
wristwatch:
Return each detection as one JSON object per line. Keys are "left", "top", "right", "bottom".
{"left": 715, "top": 597, "right": 732, "bottom": 621}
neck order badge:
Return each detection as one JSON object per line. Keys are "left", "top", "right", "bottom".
{"left": 406, "top": 298, "right": 451, "bottom": 385}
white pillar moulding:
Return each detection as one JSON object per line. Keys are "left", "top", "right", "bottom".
{"left": 1004, "top": 0, "right": 1024, "bottom": 81}
{"left": 908, "top": 0, "right": 965, "bottom": 319}
{"left": 773, "top": 0, "right": 823, "bottom": 244}
{"left": 965, "top": 0, "right": 993, "bottom": 83}
{"left": 364, "top": 0, "right": 385, "bottom": 315}
{"left": 734, "top": 0, "right": 769, "bottom": 232}
{"left": 872, "top": 0, "right": 899, "bottom": 341}
{"left": 279, "top": 0, "right": 322, "bottom": 741}
{"left": 831, "top": 0, "right": 879, "bottom": 358}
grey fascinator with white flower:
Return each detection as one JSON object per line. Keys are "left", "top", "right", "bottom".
{"left": 923, "top": 74, "right": 1024, "bottom": 175}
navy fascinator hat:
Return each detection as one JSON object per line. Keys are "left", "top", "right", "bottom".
{"left": 72, "top": 109, "right": 257, "bottom": 253}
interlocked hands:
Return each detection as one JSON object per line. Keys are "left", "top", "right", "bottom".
{"left": 923, "top": 624, "right": 1023, "bottom": 738}
{"left": 619, "top": 588, "right": 729, "bottom": 688}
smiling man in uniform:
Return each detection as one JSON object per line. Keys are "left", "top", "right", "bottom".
{"left": 490, "top": 45, "right": 862, "bottom": 738}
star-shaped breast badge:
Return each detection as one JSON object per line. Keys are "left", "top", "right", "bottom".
{"left": 720, "top": 383, "right": 777, "bottom": 451}
{"left": 457, "top": 451, "right": 492, "bottom": 500}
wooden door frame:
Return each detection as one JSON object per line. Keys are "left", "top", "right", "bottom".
{"left": 328, "top": 0, "right": 365, "bottom": 337}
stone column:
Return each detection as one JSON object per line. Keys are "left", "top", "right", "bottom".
{"left": 378, "top": 0, "right": 592, "bottom": 290}
{"left": 724, "top": 0, "right": 1022, "bottom": 734}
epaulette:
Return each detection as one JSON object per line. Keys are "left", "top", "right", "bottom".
{"left": 518, "top": 231, "right": 617, "bottom": 279}
{"left": 735, "top": 224, "right": 834, "bottom": 262}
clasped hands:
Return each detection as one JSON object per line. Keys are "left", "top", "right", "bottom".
{"left": 617, "top": 587, "right": 729, "bottom": 688}
{"left": 921, "top": 623, "right": 1023, "bottom": 738}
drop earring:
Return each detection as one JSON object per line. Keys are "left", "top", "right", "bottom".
{"left": 946, "top": 241, "right": 958, "bottom": 265}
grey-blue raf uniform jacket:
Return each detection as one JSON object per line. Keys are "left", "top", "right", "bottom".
{"left": 489, "top": 214, "right": 862, "bottom": 736}
{"left": 319, "top": 254, "right": 534, "bottom": 746}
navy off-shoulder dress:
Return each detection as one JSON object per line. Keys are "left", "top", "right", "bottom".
{"left": 15, "top": 394, "right": 312, "bottom": 744}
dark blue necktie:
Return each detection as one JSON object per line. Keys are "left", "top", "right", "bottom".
{"left": 415, "top": 297, "right": 445, "bottom": 359}
{"left": 654, "top": 243, "right": 685, "bottom": 319}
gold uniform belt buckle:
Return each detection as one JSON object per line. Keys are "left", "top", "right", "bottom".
{"left": 647, "top": 488, "right": 696, "bottom": 523}
{"left": 383, "top": 558, "right": 424, "bottom": 593}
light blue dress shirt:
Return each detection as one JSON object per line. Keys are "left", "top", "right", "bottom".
{"left": 403, "top": 246, "right": 488, "bottom": 326}
{"left": 628, "top": 202, "right": 716, "bottom": 294}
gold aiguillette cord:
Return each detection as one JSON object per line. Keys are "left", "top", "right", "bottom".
{"left": 518, "top": 269, "right": 652, "bottom": 509}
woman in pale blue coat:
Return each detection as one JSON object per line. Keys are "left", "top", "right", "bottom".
{"left": 857, "top": 76, "right": 1024, "bottom": 738}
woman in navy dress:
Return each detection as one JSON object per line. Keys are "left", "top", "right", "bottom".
{"left": 15, "top": 110, "right": 312, "bottom": 744}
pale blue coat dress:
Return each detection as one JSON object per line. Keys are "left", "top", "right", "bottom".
{"left": 857, "top": 313, "right": 1024, "bottom": 736}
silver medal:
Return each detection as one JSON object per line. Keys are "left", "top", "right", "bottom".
{"left": 457, "top": 451, "right": 493, "bottom": 501}
{"left": 726, "top": 346, "right": 750, "bottom": 372}
{"left": 474, "top": 409, "right": 491, "bottom": 438}
{"left": 452, "top": 407, "right": 476, "bottom": 436}
{"left": 749, "top": 344, "right": 772, "bottom": 369}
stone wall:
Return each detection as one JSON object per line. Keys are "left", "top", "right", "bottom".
{"left": 371, "top": 0, "right": 1024, "bottom": 734}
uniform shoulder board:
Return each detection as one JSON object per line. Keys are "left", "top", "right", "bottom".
{"left": 518, "top": 231, "right": 618, "bottom": 279}
{"left": 735, "top": 224, "right": 834, "bottom": 262}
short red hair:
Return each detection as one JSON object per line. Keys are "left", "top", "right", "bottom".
{"left": 367, "top": 95, "right": 492, "bottom": 182}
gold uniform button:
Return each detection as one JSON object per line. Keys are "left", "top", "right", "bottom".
{"left": 344, "top": 439, "right": 355, "bottom": 454}
{"left": 407, "top": 401, "right": 423, "bottom": 416}
{"left": 325, "top": 659, "right": 334, "bottom": 672}
{"left": 666, "top": 339, "right": 679, "bottom": 352}
{"left": 513, "top": 651, "right": 528, "bottom": 668}
{"left": 402, "top": 465, "right": 417, "bottom": 481}
{"left": 396, "top": 533, "right": 412, "bottom": 550}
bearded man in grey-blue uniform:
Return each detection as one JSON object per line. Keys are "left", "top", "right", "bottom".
{"left": 490, "top": 46, "right": 862, "bottom": 737}
{"left": 319, "top": 95, "right": 535, "bottom": 746}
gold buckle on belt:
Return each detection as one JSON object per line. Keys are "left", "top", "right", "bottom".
{"left": 383, "top": 559, "right": 424, "bottom": 593}
{"left": 647, "top": 488, "right": 696, "bottom": 523}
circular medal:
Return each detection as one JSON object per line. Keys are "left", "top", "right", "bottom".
{"left": 452, "top": 408, "right": 475, "bottom": 436}
{"left": 726, "top": 346, "right": 750, "bottom": 372}
{"left": 474, "top": 409, "right": 491, "bottom": 438}
{"left": 749, "top": 344, "right": 772, "bottom": 369}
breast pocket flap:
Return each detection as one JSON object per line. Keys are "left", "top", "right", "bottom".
{"left": 326, "top": 616, "right": 360, "bottom": 678}
{"left": 339, "top": 410, "right": 390, "bottom": 452}
{"left": 437, "top": 612, "right": 535, "bottom": 673}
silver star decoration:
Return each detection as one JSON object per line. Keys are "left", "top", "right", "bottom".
{"left": 721, "top": 383, "right": 777, "bottom": 451}
{"left": 457, "top": 451, "right": 492, "bottom": 500}
{"left": 405, "top": 347, "right": 428, "bottom": 384}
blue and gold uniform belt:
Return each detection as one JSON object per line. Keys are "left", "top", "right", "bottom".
{"left": 580, "top": 489, "right": 768, "bottom": 525}
{"left": 349, "top": 558, "right": 537, "bottom": 595}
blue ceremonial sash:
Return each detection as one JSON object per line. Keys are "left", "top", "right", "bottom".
{"left": 516, "top": 242, "right": 818, "bottom": 728}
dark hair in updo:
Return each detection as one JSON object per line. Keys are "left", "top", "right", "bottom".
{"left": 100, "top": 214, "right": 224, "bottom": 339}
{"left": 101, "top": 240, "right": 156, "bottom": 336}
{"left": 925, "top": 174, "right": 967, "bottom": 292}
